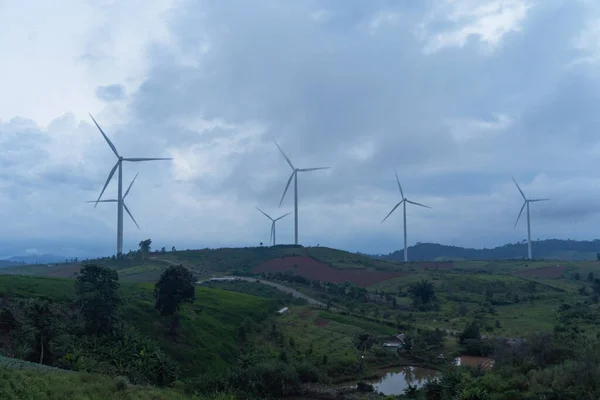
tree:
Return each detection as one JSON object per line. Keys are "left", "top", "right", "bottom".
{"left": 588, "top": 272, "right": 595, "bottom": 282}
{"left": 75, "top": 264, "right": 121, "bottom": 335}
{"left": 354, "top": 332, "right": 377, "bottom": 371}
{"left": 154, "top": 265, "right": 195, "bottom": 338}
{"left": 408, "top": 279, "right": 437, "bottom": 308}
{"left": 597, "top": 253, "right": 600, "bottom": 261}
{"left": 459, "top": 320, "right": 481, "bottom": 344}
{"left": 139, "top": 239, "right": 152, "bottom": 258}
{"left": 25, "top": 298, "right": 58, "bottom": 364}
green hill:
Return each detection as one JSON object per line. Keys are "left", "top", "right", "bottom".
{"left": 379, "top": 239, "right": 600, "bottom": 261}
{"left": 0, "top": 245, "right": 404, "bottom": 284}
{"left": 0, "top": 275, "right": 275, "bottom": 378}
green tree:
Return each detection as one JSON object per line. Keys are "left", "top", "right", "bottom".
{"left": 588, "top": 272, "right": 594, "bottom": 282}
{"left": 408, "top": 279, "right": 437, "bottom": 307}
{"left": 75, "top": 264, "right": 121, "bottom": 335}
{"left": 154, "top": 265, "right": 195, "bottom": 338}
{"left": 25, "top": 298, "right": 58, "bottom": 364}
{"left": 354, "top": 332, "right": 377, "bottom": 371}
{"left": 139, "top": 239, "right": 152, "bottom": 258}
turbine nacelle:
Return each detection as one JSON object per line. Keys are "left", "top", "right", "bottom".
{"left": 512, "top": 176, "right": 550, "bottom": 228}
{"left": 275, "top": 140, "right": 330, "bottom": 207}
{"left": 90, "top": 114, "right": 173, "bottom": 207}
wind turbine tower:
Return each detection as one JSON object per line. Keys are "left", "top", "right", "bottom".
{"left": 512, "top": 176, "right": 549, "bottom": 260}
{"left": 256, "top": 207, "right": 291, "bottom": 246}
{"left": 381, "top": 170, "right": 431, "bottom": 262}
{"left": 274, "top": 140, "right": 329, "bottom": 245}
{"left": 87, "top": 174, "right": 141, "bottom": 230}
{"left": 90, "top": 114, "right": 173, "bottom": 256}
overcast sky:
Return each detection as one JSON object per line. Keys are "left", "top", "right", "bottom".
{"left": 2, "top": 0, "right": 600, "bottom": 258}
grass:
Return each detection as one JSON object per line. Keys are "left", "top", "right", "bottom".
{"left": 0, "top": 275, "right": 276, "bottom": 378}
{"left": 0, "top": 367, "right": 197, "bottom": 400}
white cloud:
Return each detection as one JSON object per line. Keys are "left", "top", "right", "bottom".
{"left": 1, "top": 0, "right": 600, "bottom": 257}
{"left": 0, "top": 0, "right": 177, "bottom": 126}
{"left": 420, "top": 0, "right": 534, "bottom": 54}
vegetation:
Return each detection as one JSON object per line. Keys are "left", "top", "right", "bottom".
{"left": 380, "top": 239, "right": 600, "bottom": 261}
{"left": 5, "top": 242, "right": 600, "bottom": 398}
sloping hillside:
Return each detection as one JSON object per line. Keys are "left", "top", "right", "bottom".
{"left": 0, "top": 275, "right": 275, "bottom": 377}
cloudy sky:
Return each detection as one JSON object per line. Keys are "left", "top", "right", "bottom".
{"left": 2, "top": 0, "right": 600, "bottom": 258}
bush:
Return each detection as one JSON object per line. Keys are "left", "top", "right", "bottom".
{"left": 294, "top": 361, "right": 329, "bottom": 384}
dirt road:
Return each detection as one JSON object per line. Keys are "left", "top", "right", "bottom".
{"left": 197, "top": 276, "right": 327, "bottom": 308}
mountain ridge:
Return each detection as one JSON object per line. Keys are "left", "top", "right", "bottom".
{"left": 374, "top": 239, "right": 600, "bottom": 261}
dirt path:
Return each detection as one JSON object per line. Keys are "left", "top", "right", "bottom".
{"left": 149, "top": 257, "right": 182, "bottom": 266}
{"left": 197, "top": 276, "right": 328, "bottom": 308}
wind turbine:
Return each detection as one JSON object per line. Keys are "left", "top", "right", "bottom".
{"left": 256, "top": 207, "right": 291, "bottom": 246}
{"left": 381, "top": 170, "right": 431, "bottom": 262}
{"left": 512, "top": 176, "right": 549, "bottom": 260}
{"left": 90, "top": 114, "right": 172, "bottom": 256}
{"left": 87, "top": 174, "right": 141, "bottom": 230}
{"left": 274, "top": 140, "right": 329, "bottom": 245}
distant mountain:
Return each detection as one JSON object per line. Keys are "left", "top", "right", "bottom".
{"left": 376, "top": 239, "right": 600, "bottom": 261}
{"left": 3, "top": 254, "right": 70, "bottom": 265}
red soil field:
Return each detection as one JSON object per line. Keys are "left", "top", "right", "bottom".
{"left": 299, "top": 309, "right": 314, "bottom": 320}
{"left": 314, "top": 318, "right": 329, "bottom": 328}
{"left": 514, "top": 265, "right": 567, "bottom": 278}
{"left": 253, "top": 256, "right": 410, "bottom": 287}
{"left": 46, "top": 264, "right": 83, "bottom": 278}
{"left": 416, "top": 261, "right": 455, "bottom": 270}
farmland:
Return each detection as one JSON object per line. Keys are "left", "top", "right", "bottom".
{"left": 253, "top": 255, "right": 409, "bottom": 286}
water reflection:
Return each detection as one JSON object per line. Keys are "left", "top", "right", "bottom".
{"left": 372, "top": 366, "right": 439, "bottom": 395}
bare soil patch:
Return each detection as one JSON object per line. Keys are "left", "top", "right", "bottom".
{"left": 45, "top": 264, "right": 83, "bottom": 278}
{"left": 514, "top": 265, "right": 567, "bottom": 278}
{"left": 253, "top": 256, "right": 410, "bottom": 287}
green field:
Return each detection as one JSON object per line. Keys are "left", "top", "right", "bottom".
{"left": 0, "top": 275, "right": 275, "bottom": 378}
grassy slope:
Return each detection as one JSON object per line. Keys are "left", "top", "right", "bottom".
{"left": 259, "top": 305, "right": 396, "bottom": 378}
{"left": 0, "top": 275, "right": 275, "bottom": 378}
{"left": 0, "top": 368, "right": 196, "bottom": 400}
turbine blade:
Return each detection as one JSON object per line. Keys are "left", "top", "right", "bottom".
{"left": 381, "top": 201, "right": 403, "bottom": 224}
{"left": 89, "top": 114, "right": 119, "bottom": 158}
{"left": 512, "top": 176, "right": 526, "bottom": 200}
{"left": 394, "top": 169, "right": 405, "bottom": 199}
{"left": 273, "top": 140, "right": 294, "bottom": 169}
{"left": 123, "top": 157, "right": 173, "bottom": 162}
{"left": 274, "top": 212, "right": 291, "bottom": 221}
{"left": 86, "top": 200, "right": 117, "bottom": 203}
{"left": 529, "top": 198, "right": 550, "bottom": 202}
{"left": 514, "top": 201, "right": 526, "bottom": 229}
{"left": 256, "top": 207, "right": 273, "bottom": 220}
{"left": 123, "top": 202, "right": 140, "bottom": 230}
{"left": 279, "top": 171, "right": 295, "bottom": 207}
{"left": 95, "top": 161, "right": 119, "bottom": 207}
{"left": 406, "top": 200, "right": 432, "bottom": 209}
{"left": 298, "top": 167, "right": 330, "bottom": 172}
{"left": 123, "top": 173, "right": 139, "bottom": 199}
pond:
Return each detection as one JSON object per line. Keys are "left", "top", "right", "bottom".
{"left": 368, "top": 356, "right": 493, "bottom": 396}
{"left": 370, "top": 366, "right": 439, "bottom": 395}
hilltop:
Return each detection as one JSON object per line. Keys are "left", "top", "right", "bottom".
{"left": 0, "top": 245, "right": 407, "bottom": 284}
{"left": 377, "top": 239, "right": 600, "bottom": 261}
